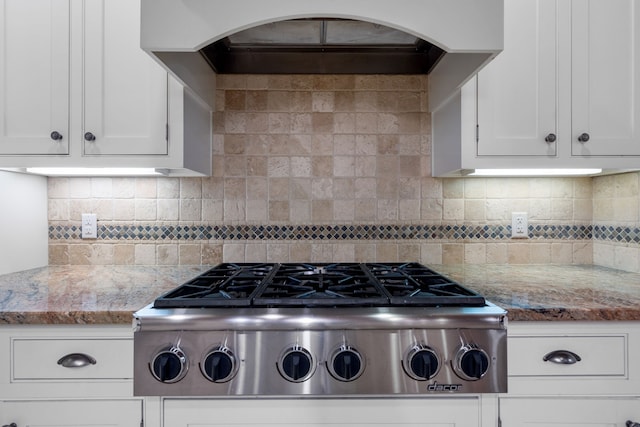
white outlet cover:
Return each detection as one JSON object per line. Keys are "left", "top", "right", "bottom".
{"left": 511, "top": 212, "right": 528, "bottom": 238}
{"left": 81, "top": 213, "right": 97, "bottom": 239}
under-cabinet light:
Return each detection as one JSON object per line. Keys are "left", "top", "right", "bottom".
{"left": 24, "top": 167, "right": 166, "bottom": 176}
{"left": 468, "top": 168, "right": 602, "bottom": 177}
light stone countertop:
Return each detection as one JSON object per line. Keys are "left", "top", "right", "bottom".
{"left": 1, "top": 264, "right": 640, "bottom": 324}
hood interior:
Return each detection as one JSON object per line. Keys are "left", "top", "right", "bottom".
{"left": 201, "top": 18, "right": 445, "bottom": 74}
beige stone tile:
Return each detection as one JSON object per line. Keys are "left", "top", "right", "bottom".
{"left": 507, "top": 243, "right": 530, "bottom": 264}
{"left": 485, "top": 178, "right": 510, "bottom": 199}
{"left": 377, "top": 113, "right": 399, "bottom": 134}
{"left": 69, "top": 199, "right": 92, "bottom": 221}
{"left": 614, "top": 197, "right": 639, "bottom": 222}
{"left": 333, "top": 244, "right": 355, "bottom": 262}
{"left": 113, "top": 199, "right": 135, "bottom": 221}
{"left": 529, "top": 243, "right": 551, "bottom": 263}
{"left": 269, "top": 178, "right": 290, "bottom": 200}
{"left": 443, "top": 178, "right": 464, "bottom": 198}
{"left": 355, "top": 112, "right": 378, "bottom": 133}
{"left": 222, "top": 243, "right": 245, "bottom": 262}
{"left": 399, "top": 178, "right": 420, "bottom": 199}
{"left": 245, "top": 113, "right": 269, "bottom": 133}
{"left": 246, "top": 177, "right": 268, "bottom": 200}
{"left": 180, "top": 199, "right": 201, "bottom": 221}
{"left": 48, "top": 244, "right": 69, "bottom": 265}
{"left": 355, "top": 135, "right": 377, "bottom": 155}
{"left": 224, "top": 200, "right": 245, "bottom": 221}
{"left": 290, "top": 178, "right": 311, "bottom": 200}
{"left": 157, "top": 245, "right": 179, "bottom": 265}
{"left": 614, "top": 245, "right": 640, "bottom": 272}
{"left": 289, "top": 243, "right": 311, "bottom": 262}
{"left": 266, "top": 243, "right": 289, "bottom": 262}
{"left": 246, "top": 90, "right": 268, "bottom": 110}
{"left": 311, "top": 135, "right": 334, "bottom": 155}
{"left": 311, "top": 200, "right": 333, "bottom": 221}
{"left": 91, "top": 178, "right": 113, "bottom": 198}
{"left": 376, "top": 156, "right": 398, "bottom": 176}
{"left": 135, "top": 200, "right": 157, "bottom": 221}
{"left": 551, "top": 243, "right": 573, "bottom": 264}
{"left": 398, "top": 244, "right": 420, "bottom": 262}
{"left": 134, "top": 244, "right": 156, "bottom": 265}
{"left": 421, "top": 198, "right": 443, "bottom": 220}
{"left": 48, "top": 200, "right": 69, "bottom": 221}
{"left": 268, "top": 113, "right": 291, "bottom": 134}
{"left": 290, "top": 92, "right": 312, "bottom": 112}
{"left": 157, "top": 199, "right": 179, "bottom": 221}
{"left": 399, "top": 156, "right": 421, "bottom": 177}
{"left": 245, "top": 244, "right": 266, "bottom": 262}
{"left": 593, "top": 242, "right": 615, "bottom": 268}
{"left": 268, "top": 157, "right": 290, "bottom": 177}
{"left": 269, "top": 201, "right": 290, "bottom": 221}
{"left": 48, "top": 178, "right": 69, "bottom": 198}
{"left": 377, "top": 199, "right": 398, "bottom": 221}
{"left": 246, "top": 200, "right": 269, "bottom": 223}
{"left": 377, "top": 244, "right": 399, "bottom": 261}
{"left": 464, "top": 243, "right": 486, "bottom": 264}
{"left": 528, "top": 199, "right": 551, "bottom": 221}
{"left": 399, "top": 199, "right": 420, "bottom": 220}
{"left": 573, "top": 198, "right": 593, "bottom": 221}
{"left": 113, "top": 244, "right": 134, "bottom": 265}
{"left": 312, "top": 92, "right": 334, "bottom": 112}
{"left": 334, "top": 156, "right": 355, "bottom": 177}
{"left": 312, "top": 178, "right": 333, "bottom": 199}
{"left": 572, "top": 242, "right": 593, "bottom": 264}
{"left": 376, "top": 177, "right": 398, "bottom": 199}
{"left": 443, "top": 199, "right": 464, "bottom": 221}
{"left": 486, "top": 243, "right": 508, "bottom": 264}
{"left": 421, "top": 178, "right": 442, "bottom": 198}
{"left": 202, "top": 244, "right": 223, "bottom": 264}
{"left": 291, "top": 157, "right": 312, "bottom": 177}
{"left": 157, "top": 178, "right": 180, "bottom": 198}
{"left": 550, "top": 199, "right": 573, "bottom": 220}
{"left": 485, "top": 199, "right": 510, "bottom": 221}
{"left": 354, "top": 244, "right": 376, "bottom": 262}
{"left": 334, "top": 199, "right": 355, "bottom": 221}
{"left": 335, "top": 92, "right": 355, "bottom": 111}
{"left": 310, "top": 244, "right": 334, "bottom": 262}
{"left": 179, "top": 244, "right": 202, "bottom": 265}
{"left": 615, "top": 172, "right": 639, "bottom": 197}
{"left": 224, "top": 178, "right": 246, "bottom": 198}
{"left": 420, "top": 244, "right": 443, "bottom": 265}
{"left": 291, "top": 113, "right": 313, "bottom": 133}
{"left": 464, "top": 200, "right": 485, "bottom": 221}
{"left": 69, "top": 178, "right": 91, "bottom": 198}
{"left": 290, "top": 200, "right": 311, "bottom": 223}
{"left": 202, "top": 177, "right": 224, "bottom": 199}
{"left": 354, "top": 199, "right": 377, "bottom": 221}
{"left": 200, "top": 200, "right": 222, "bottom": 222}
{"left": 333, "top": 134, "right": 356, "bottom": 155}
{"left": 442, "top": 244, "right": 463, "bottom": 264}
{"left": 312, "top": 112, "right": 334, "bottom": 133}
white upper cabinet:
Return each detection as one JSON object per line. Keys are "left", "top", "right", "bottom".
{"left": 0, "top": 0, "right": 211, "bottom": 176}
{"left": 83, "top": 0, "right": 167, "bottom": 155}
{"left": 432, "top": 0, "right": 640, "bottom": 175}
{"left": 571, "top": 0, "right": 640, "bottom": 157}
{"left": 0, "top": 0, "right": 70, "bottom": 155}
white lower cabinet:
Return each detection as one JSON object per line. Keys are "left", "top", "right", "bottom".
{"left": 501, "top": 321, "right": 640, "bottom": 427}
{"left": 0, "top": 399, "right": 142, "bottom": 427}
{"left": 500, "top": 397, "right": 640, "bottom": 427}
{"left": 163, "top": 398, "right": 482, "bottom": 427}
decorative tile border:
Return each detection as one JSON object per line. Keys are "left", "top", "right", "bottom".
{"left": 48, "top": 223, "right": 601, "bottom": 242}
{"left": 593, "top": 225, "right": 640, "bottom": 243}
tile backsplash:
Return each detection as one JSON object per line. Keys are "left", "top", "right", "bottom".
{"left": 47, "top": 75, "right": 639, "bottom": 272}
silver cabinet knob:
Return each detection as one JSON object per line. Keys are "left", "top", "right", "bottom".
{"left": 84, "top": 132, "right": 96, "bottom": 142}
{"left": 50, "top": 131, "right": 63, "bottom": 141}
{"left": 544, "top": 133, "right": 557, "bottom": 143}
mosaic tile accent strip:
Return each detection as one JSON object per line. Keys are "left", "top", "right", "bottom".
{"left": 593, "top": 225, "right": 640, "bottom": 244}
{"left": 48, "top": 223, "right": 600, "bottom": 242}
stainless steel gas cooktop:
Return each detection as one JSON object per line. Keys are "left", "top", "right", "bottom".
{"left": 133, "top": 263, "right": 507, "bottom": 397}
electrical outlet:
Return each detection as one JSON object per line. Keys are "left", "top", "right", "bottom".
{"left": 511, "top": 212, "right": 528, "bottom": 238}
{"left": 81, "top": 213, "right": 97, "bottom": 239}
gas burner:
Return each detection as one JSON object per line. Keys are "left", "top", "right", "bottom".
{"left": 152, "top": 262, "right": 485, "bottom": 308}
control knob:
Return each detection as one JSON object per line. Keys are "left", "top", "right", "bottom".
{"left": 278, "top": 345, "right": 315, "bottom": 382}
{"left": 453, "top": 345, "right": 490, "bottom": 381}
{"left": 201, "top": 345, "right": 237, "bottom": 383}
{"left": 150, "top": 346, "right": 188, "bottom": 383}
{"left": 404, "top": 345, "right": 439, "bottom": 380}
{"left": 328, "top": 345, "right": 365, "bottom": 382}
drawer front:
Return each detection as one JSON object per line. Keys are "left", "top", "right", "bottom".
{"left": 509, "top": 335, "right": 626, "bottom": 377}
{"left": 12, "top": 338, "right": 133, "bottom": 380}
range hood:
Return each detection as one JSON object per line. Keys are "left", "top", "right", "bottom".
{"left": 140, "top": 0, "right": 503, "bottom": 112}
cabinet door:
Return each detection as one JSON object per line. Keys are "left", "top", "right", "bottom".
{"left": 83, "top": 0, "right": 167, "bottom": 155}
{"left": 0, "top": 0, "right": 69, "bottom": 155}
{"left": 571, "top": 0, "right": 640, "bottom": 156}
{"left": 164, "top": 398, "right": 480, "bottom": 427}
{"left": 476, "top": 0, "right": 557, "bottom": 156}
{"left": 500, "top": 397, "right": 640, "bottom": 427}
{"left": 0, "top": 399, "right": 142, "bottom": 427}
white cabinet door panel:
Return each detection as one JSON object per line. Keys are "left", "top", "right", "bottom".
{"left": 164, "top": 398, "right": 480, "bottom": 427}
{"left": 477, "top": 0, "right": 557, "bottom": 157}
{"left": 83, "top": 0, "right": 167, "bottom": 155}
{"left": 571, "top": 0, "right": 640, "bottom": 156}
{"left": 0, "top": 0, "right": 69, "bottom": 155}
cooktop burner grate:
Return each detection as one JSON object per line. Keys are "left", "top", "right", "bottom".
{"left": 152, "top": 262, "right": 486, "bottom": 308}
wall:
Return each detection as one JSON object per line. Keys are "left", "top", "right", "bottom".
{"left": 47, "top": 74, "right": 619, "bottom": 269}
{"left": 0, "top": 170, "right": 48, "bottom": 274}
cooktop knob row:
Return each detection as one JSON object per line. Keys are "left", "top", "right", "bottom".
{"left": 150, "top": 342, "right": 490, "bottom": 384}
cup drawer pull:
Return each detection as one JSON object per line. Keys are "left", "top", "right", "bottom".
{"left": 57, "top": 353, "right": 97, "bottom": 368}
{"left": 542, "top": 350, "right": 581, "bottom": 365}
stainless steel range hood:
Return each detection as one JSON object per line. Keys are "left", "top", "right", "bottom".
{"left": 140, "top": 0, "right": 503, "bottom": 112}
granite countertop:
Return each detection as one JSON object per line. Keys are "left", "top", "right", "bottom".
{"left": 1, "top": 264, "right": 640, "bottom": 325}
